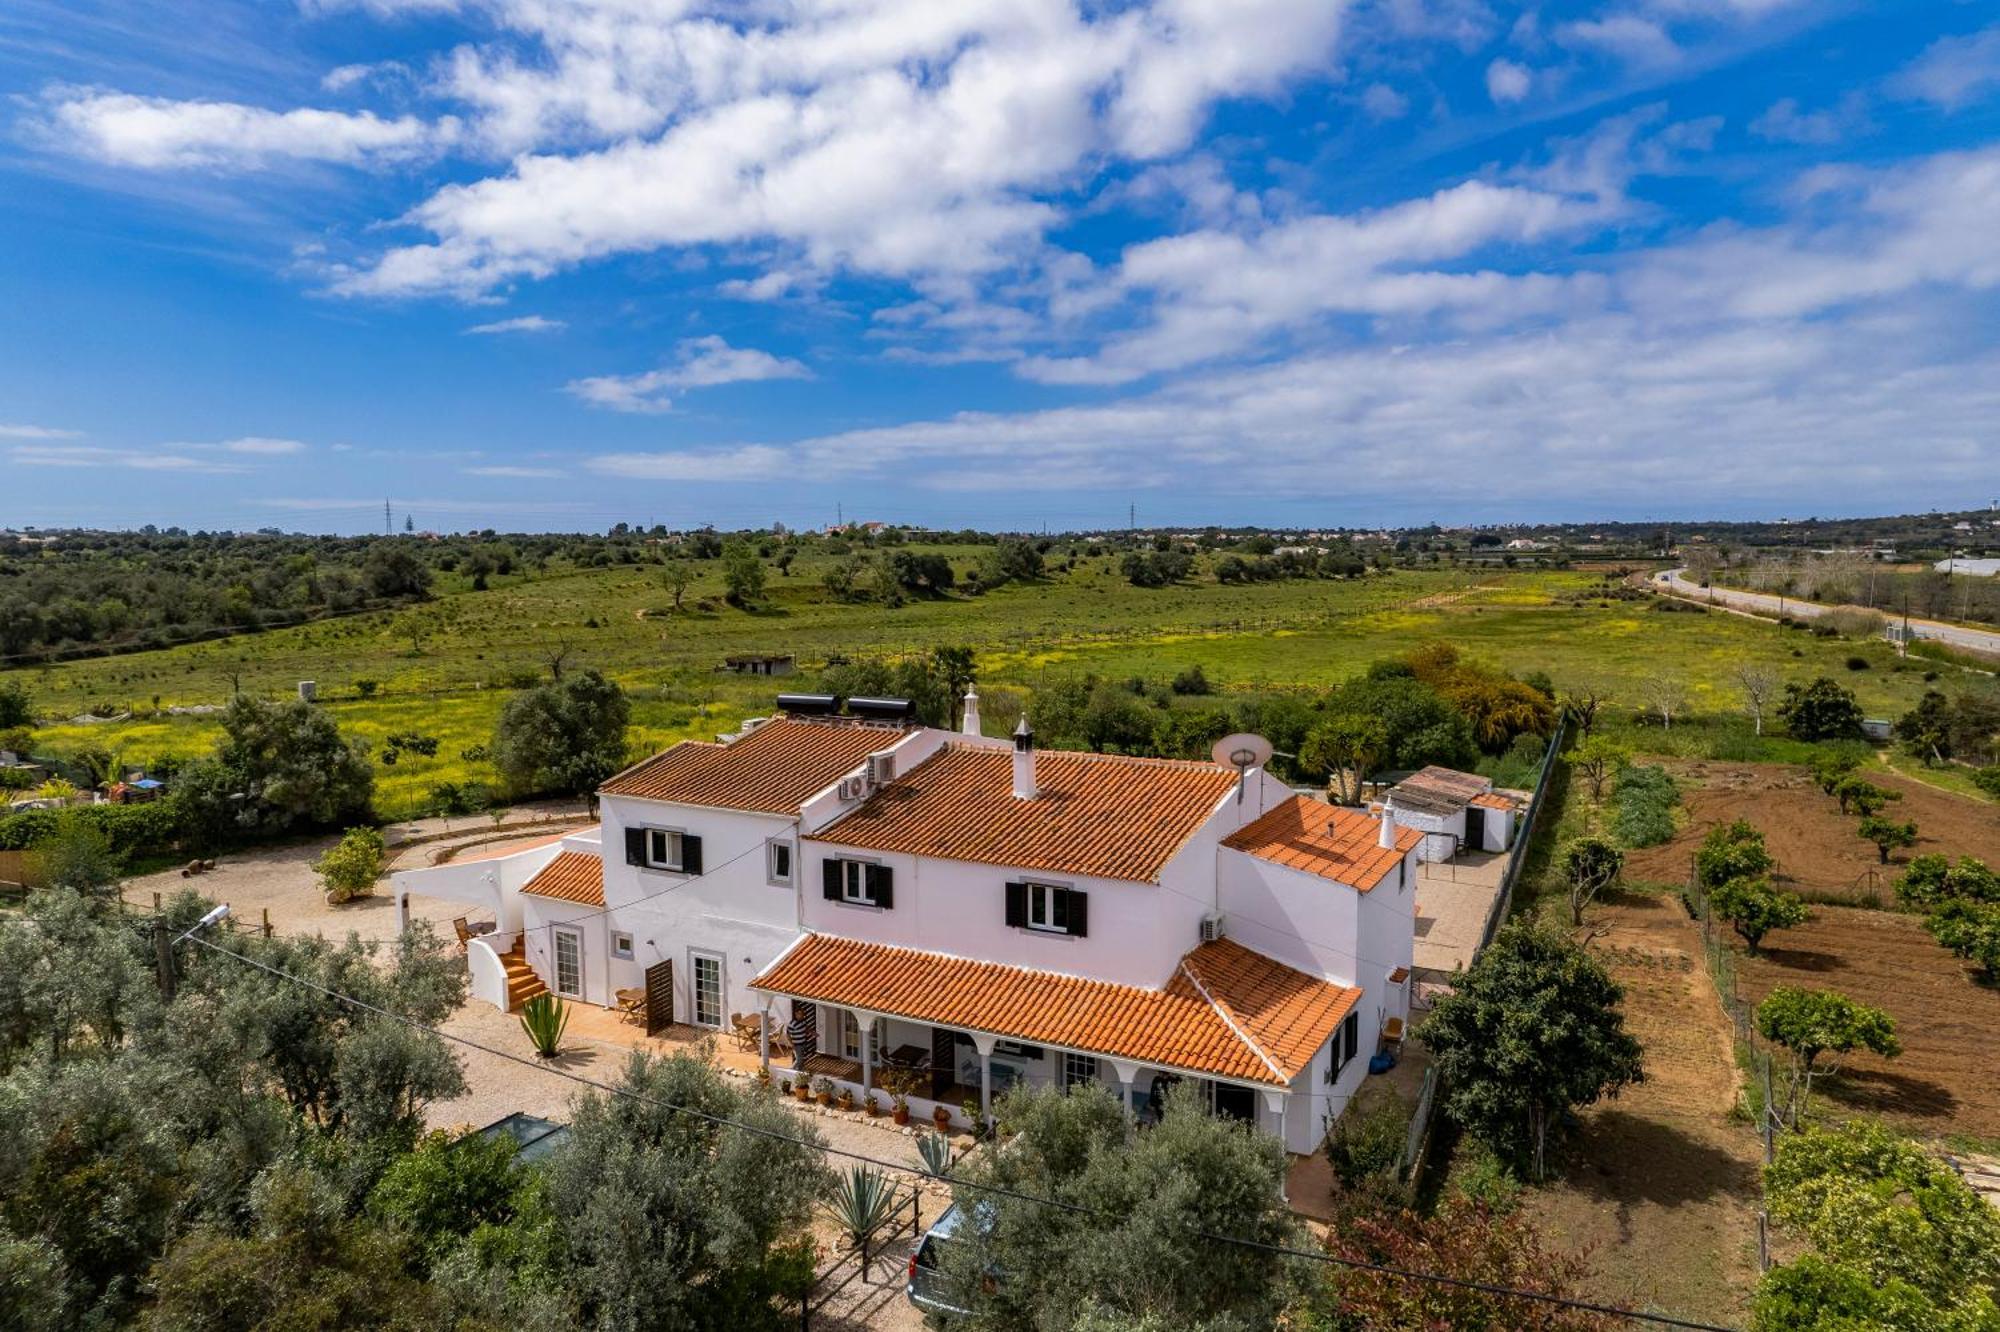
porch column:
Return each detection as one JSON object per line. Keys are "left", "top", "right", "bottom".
{"left": 969, "top": 1032, "right": 998, "bottom": 1124}
{"left": 1107, "top": 1058, "right": 1142, "bottom": 1121}
{"left": 393, "top": 887, "right": 409, "bottom": 935}
{"left": 857, "top": 1012, "right": 877, "bottom": 1095}
{"left": 758, "top": 1000, "right": 771, "bottom": 1073}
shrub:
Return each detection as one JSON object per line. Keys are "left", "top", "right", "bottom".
{"left": 1779, "top": 677, "right": 1865, "bottom": 741}
{"left": 1974, "top": 767, "right": 2000, "bottom": 799}
{"left": 1169, "top": 664, "right": 1212, "bottom": 696}
{"left": 314, "top": 826, "right": 385, "bottom": 903}
{"left": 1844, "top": 655, "right": 1869, "bottom": 671}
{"left": 1325, "top": 1095, "right": 1408, "bottom": 1188}
{"left": 1610, "top": 763, "right": 1678, "bottom": 848}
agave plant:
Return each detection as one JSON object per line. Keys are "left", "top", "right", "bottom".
{"left": 826, "top": 1165, "right": 898, "bottom": 1249}
{"left": 915, "top": 1128, "right": 954, "bottom": 1179}
{"left": 519, "top": 993, "right": 569, "bottom": 1059}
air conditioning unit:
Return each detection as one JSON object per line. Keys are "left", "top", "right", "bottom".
{"left": 838, "top": 776, "right": 869, "bottom": 801}
{"left": 1199, "top": 913, "right": 1226, "bottom": 944}
{"left": 867, "top": 752, "right": 896, "bottom": 786}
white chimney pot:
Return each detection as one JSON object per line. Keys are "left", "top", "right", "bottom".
{"left": 1012, "top": 717, "right": 1037, "bottom": 800}
{"left": 1378, "top": 803, "right": 1397, "bottom": 850}
{"left": 962, "top": 688, "right": 982, "bottom": 737}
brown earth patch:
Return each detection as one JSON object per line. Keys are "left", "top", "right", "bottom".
{"left": 1517, "top": 891, "right": 1763, "bottom": 1326}
{"left": 1733, "top": 904, "right": 2000, "bottom": 1139}
{"left": 1624, "top": 760, "right": 2000, "bottom": 902}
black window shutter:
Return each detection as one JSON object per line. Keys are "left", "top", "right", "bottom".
{"left": 680, "top": 834, "right": 703, "bottom": 876}
{"left": 823, "top": 858, "right": 842, "bottom": 901}
{"left": 1004, "top": 881, "right": 1027, "bottom": 928}
{"left": 625, "top": 827, "right": 647, "bottom": 866}
{"left": 869, "top": 864, "right": 894, "bottom": 909}
{"left": 1067, "top": 889, "right": 1088, "bottom": 938}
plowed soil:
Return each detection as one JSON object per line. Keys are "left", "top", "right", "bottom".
{"left": 1733, "top": 904, "right": 2000, "bottom": 1138}
{"left": 1624, "top": 761, "right": 2000, "bottom": 901}
{"left": 1519, "top": 892, "right": 1763, "bottom": 1325}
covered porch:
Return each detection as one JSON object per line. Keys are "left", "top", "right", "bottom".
{"left": 747, "top": 1000, "right": 1288, "bottom": 1138}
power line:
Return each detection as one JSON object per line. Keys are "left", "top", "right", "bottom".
{"left": 176, "top": 928, "right": 1735, "bottom": 1332}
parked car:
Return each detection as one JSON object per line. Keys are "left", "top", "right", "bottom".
{"left": 906, "top": 1202, "right": 995, "bottom": 1320}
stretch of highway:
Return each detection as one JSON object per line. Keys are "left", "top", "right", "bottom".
{"left": 1654, "top": 569, "right": 2000, "bottom": 660}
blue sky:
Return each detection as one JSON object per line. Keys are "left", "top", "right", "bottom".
{"left": 3, "top": 1, "right": 1997, "bottom": 534}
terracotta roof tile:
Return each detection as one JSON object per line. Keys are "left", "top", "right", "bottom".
{"left": 813, "top": 745, "right": 1237, "bottom": 884}
{"left": 520, "top": 851, "right": 604, "bottom": 907}
{"left": 1469, "top": 791, "right": 1519, "bottom": 810}
{"left": 751, "top": 934, "right": 1356, "bottom": 1086}
{"left": 1221, "top": 796, "right": 1421, "bottom": 891}
{"left": 600, "top": 718, "right": 899, "bottom": 813}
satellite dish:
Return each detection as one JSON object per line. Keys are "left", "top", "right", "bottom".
{"left": 1212, "top": 733, "right": 1275, "bottom": 771}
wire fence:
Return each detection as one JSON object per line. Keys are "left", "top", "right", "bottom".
{"left": 1477, "top": 714, "right": 1570, "bottom": 952}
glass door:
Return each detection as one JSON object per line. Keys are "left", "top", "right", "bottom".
{"left": 553, "top": 927, "right": 584, "bottom": 998}
{"left": 690, "top": 951, "right": 723, "bottom": 1028}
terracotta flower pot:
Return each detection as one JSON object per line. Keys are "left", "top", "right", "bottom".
{"left": 817, "top": 1091, "right": 834, "bottom": 1107}
{"left": 932, "top": 1106, "right": 952, "bottom": 1130}
{"left": 892, "top": 1105, "right": 910, "bottom": 1126}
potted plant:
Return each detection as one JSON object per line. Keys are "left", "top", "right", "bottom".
{"left": 814, "top": 1077, "right": 835, "bottom": 1107}
{"left": 778, "top": 1077, "right": 793, "bottom": 1097}
{"left": 863, "top": 1090, "right": 882, "bottom": 1117}
{"left": 836, "top": 1086, "right": 856, "bottom": 1113}
{"left": 961, "top": 1095, "right": 982, "bottom": 1133}
{"left": 795, "top": 1079, "right": 814, "bottom": 1102}
{"left": 931, "top": 1102, "right": 952, "bottom": 1131}
{"left": 891, "top": 1093, "right": 910, "bottom": 1126}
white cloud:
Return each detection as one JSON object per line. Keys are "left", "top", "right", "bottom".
{"left": 1360, "top": 82, "right": 1410, "bottom": 120}
{"left": 9, "top": 443, "right": 248, "bottom": 473}
{"left": 464, "top": 464, "right": 565, "bottom": 478}
{"left": 1888, "top": 25, "right": 2000, "bottom": 112}
{"left": 1013, "top": 177, "right": 1613, "bottom": 384}
{"left": 1750, "top": 97, "right": 1852, "bottom": 145}
{"left": 323, "top": 0, "right": 1355, "bottom": 298}
{"left": 1485, "top": 58, "right": 1533, "bottom": 104}
{"left": 205, "top": 436, "right": 309, "bottom": 455}
{"left": 588, "top": 446, "right": 795, "bottom": 482}
{"left": 565, "top": 336, "right": 812, "bottom": 413}
{"left": 464, "top": 315, "right": 565, "bottom": 334}
{"left": 1556, "top": 15, "right": 1681, "bottom": 67}
{"left": 0, "top": 424, "right": 83, "bottom": 439}
{"left": 39, "top": 89, "right": 452, "bottom": 169}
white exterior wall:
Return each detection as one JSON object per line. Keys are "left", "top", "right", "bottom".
{"left": 598, "top": 796, "right": 802, "bottom": 1028}
{"left": 1391, "top": 805, "right": 1463, "bottom": 862}
{"left": 800, "top": 767, "right": 1292, "bottom": 990}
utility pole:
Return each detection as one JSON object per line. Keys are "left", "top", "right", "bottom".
{"left": 1128, "top": 502, "right": 1135, "bottom": 532}
{"left": 384, "top": 499, "right": 392, "bottom": 535}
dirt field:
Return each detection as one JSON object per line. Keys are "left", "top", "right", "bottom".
{"left": 1625, "top": 760, "right": 2000, "bottom": 902}
{"left": 1733, "top": 904, "right": 2000, "bottom": 1140}
{"left": 1519, "top": 891, "right": 1764, "bottom": 1326}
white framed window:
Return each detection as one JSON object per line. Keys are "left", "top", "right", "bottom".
{"left": 1061, "top": 1052, "right": 1098, "bottom": 1091}
{"left": 690, "top": 951, "right": 724, "bottom": 1028}
{"left": 767, "top": 839, "right": 793, "bottom": 886}
{"left": 647, "top": 828, "right": 684, "bottom": 870}
{"left": 1027, "top": 882, "right": 1072, "bottom": 933}
{"left": 842, "top": 858, "right": 871, "bottom": 904}
{"left": 611, "top": 931, "right": 634, "bottom": 961}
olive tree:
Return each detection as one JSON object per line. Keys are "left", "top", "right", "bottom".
{"left": 492, "top": 668, "right": 631, "bottom": 800}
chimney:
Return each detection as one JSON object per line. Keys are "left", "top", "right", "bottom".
{"left": 1378, "top": 803, "right": 1397, "bottom": 850}
{"left": 1012, "top": 717, "right": 1037, "bottom": 800}
{"left": 961, "top": 688, "right": 982, "bottom": 737}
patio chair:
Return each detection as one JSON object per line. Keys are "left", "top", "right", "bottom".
{"left": 451, "top": 916, "right": 495, "bottom": 949}
{"left": 730, "top": 1013, "right": 762, "bottom": 1052}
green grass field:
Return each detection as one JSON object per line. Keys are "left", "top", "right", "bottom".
{"left": 11, "top": 549, "right": 1975, "bottom": 817}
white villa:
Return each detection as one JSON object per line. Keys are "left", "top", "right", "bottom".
{"left": 393, "top": 694, "right": 1424, "bottom": 1154}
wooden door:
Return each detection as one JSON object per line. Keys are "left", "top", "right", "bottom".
{"left": 644, "top": 959, "right": 674, "bottom": 1036}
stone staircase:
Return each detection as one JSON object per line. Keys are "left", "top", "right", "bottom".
{"left": 501, "top": 942, "right": 548, "bottom": 1010}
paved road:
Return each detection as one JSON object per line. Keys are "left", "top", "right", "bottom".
{"left": 1655, "top": 569, "right": 2000, "bottom": 659}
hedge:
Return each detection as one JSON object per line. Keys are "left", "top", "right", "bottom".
{"left": 0, "top": 799, "right": 188, "bottom": 857}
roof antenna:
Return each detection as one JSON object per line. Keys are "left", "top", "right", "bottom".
{"left": 1211, "top": 733, "right": 1274, "bottom": 804}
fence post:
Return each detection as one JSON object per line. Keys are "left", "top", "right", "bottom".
{"left": 1757, "top": 1211, "right": 1770, "bottom": 1271}
{"left": 153, "top": 917, "right": 176, "bottom": 1003}
{"left": 261, "top": 907, "right": 272, "bottom": 939}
